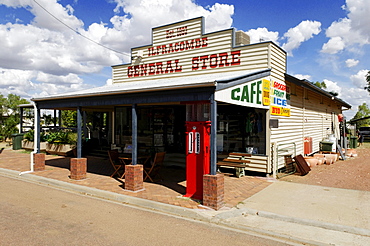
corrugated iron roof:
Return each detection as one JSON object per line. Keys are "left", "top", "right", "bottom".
{"left": 285, "top": 73, "right": 351, "bottom": 109}
{"left": 32, "top": 70, "right": 260, "bottom": 102}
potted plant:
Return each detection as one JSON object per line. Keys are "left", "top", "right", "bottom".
{"left": 46, "top": 131, "right": 77, "bottom": 156}
{"left": 22, "top": 130, "right": 47, "bottom": 151}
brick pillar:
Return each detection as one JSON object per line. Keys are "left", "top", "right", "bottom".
{"left": 203, "top": 174, "right": 224, "bottom": 210}
{"left": 125, "top": 164, "right": 144, "bottom": 191}
{"left": 70, "top": 158, "right": 87, "bottom": 180}
{"left": 33, "top": 153, "right": 45, "bottom": 171}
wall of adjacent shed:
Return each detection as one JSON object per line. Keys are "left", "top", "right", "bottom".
{"left": 270, "top": 82, "right": 343, "bottom": 169}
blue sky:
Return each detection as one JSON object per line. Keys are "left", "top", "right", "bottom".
{"left": 0, "top": 0, "right": 369, "bottom": 119}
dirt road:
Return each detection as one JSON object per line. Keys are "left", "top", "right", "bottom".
{"left": 280, "top": 146, "right": 370, "bottom": 191}
{"left": 0, "top": 175, "right": 287, "bottom": 246}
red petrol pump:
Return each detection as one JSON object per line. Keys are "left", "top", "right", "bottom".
{"left": 184, "top": 121, "right": 211, "bottom": 200}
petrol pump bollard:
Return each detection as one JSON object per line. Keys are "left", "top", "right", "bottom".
{"left": 184, "top": 121, "right": 211, "bottom": 200}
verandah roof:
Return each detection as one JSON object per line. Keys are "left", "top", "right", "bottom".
{"left": 30, "top": 69, "right": 271, "bottom": 110}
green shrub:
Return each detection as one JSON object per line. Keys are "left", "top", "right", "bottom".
{"left": 46, "top": 131, "right": 76, "bottom": 146}
{"left": 23, "top": 130, "right": 47, "bottom": 142}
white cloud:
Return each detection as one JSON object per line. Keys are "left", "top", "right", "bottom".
{"left": 341, "top": 86, "right": 370, "bottom": 119}
{"left": 321, "top": 0, "right": 370, "bottom": 54}
{"left": 0, "top": 68, "right": 89, "bottom": 100}
{"left": 293, "top": 74, "right": 311, "bottom": 80}
{"left": 36, "top": 72, "right": 83, "bottom": 85}
{"left": 106, "top": 0, "right": 234, "bottom": 50}
{"left": 323, "top": 79, "right": 342, "bottom": 96}
{"left": 0, "top": 68, "right": 35, "bottom": 89}
{"left": 282, "top": 20, "right": 321, "bottom": 56}
{"left": 350, "top": 69, "right": 368, "bottom": 88}
{"left": 0, "top": 0, "right": 235, "bottom": 98}
{"left": 345, "top": 58, "right": 359, "bottom": 67}
{"left": 321, "top": 36, "right": 346, "bottom": 54}
{"left": 245, "top": 28, "right": 279, "bottom": 45}
{"left": 340, "top": 69, "right": 370, "bottom": 119}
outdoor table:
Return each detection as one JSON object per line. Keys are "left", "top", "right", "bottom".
{"left": 119, "top": 155, "right": 151, "bottom": 165}
{"left": 118, "top": 155, "right": 151, "bottom": 179}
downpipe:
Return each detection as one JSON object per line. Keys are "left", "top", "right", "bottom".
{"left": 19, "top": 102, "right": 37, "bottom": 176}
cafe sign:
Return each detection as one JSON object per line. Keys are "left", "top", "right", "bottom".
{"left": 215, "top": 77, "right": 290, "bottom": 116}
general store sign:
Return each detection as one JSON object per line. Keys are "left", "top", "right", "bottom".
{"left": 117, "top": 17, "right": 247, "bottom": 81}
{"left": 113, "top": 17, "right": 286, "bottom": 86}
{"left": 215, "top": 77, "right": 290, "bottom": 116}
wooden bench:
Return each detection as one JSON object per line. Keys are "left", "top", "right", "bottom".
{"left": 217, "top": 153, "right": 252, "bottom": 178}
{"left": 217, "top": 152, "right": 269, "bottom": 177}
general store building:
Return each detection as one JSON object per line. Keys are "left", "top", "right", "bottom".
{"left": 28, "top": 17, "right": 351, "bottom": 209}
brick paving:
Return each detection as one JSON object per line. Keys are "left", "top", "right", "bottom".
{"left": 0, "top": 147, "right": 272, "bottom": 209}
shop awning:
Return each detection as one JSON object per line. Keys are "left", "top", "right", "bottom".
{"left": 31, "top": 69, "right": 272, "bottom": 110}
{"left": 32, "top": 69, "right": 270, "bottom": 102}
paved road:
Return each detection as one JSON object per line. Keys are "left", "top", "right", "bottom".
{"left": 0, "top": 176, "right": 288, "bottom": 246}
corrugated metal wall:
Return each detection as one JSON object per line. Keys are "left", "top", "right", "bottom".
{"left": 270, "top": 82, "right": 343, "bottom": 169}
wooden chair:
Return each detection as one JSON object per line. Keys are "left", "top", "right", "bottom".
{"left": 108, "top": 150, "right": 125, "bottom": 178}
{"left": 144, "top": 152, "right": 166, "bottom": 182}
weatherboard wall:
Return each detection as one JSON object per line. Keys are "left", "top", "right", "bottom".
{"left": 270, "top": 82, "right": 343, "bottom": 169}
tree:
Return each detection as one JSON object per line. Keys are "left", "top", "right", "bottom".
{"left": 314, "top": 81, "right": 327, "bottom": 89}
{"left": 313, "top": 81, "right": 338, "bottom": 96}
{"left": 351, "top": 103, "right": 370, "bottom": 127}
{"left": 0, "top": 94, "right": 29, "bottom": 141}
{"left": 61, "top": 110, "right": 77, "bottom": 128}
{"left": 365, "top": 71, "right": 370, "bottom": 93}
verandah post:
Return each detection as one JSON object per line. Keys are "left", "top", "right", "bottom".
{"left": 203, "top": 93, "right": 224, "bottom": 210}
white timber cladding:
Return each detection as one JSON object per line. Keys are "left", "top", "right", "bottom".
{"left": 112, "top": 17, "right": 286, "bottom": 84}
{"left": 269, "top": 45, "right": 286, "bottom": 82}
{"left": 270, "top": 82, "right": 343, "bottom": 168}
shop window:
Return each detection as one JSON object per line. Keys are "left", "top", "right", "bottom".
{"left": 115, "top": 105, "right": 185, "bottom": 153}
{"left": 217, "top": 105, "right": 266, "bottom": 155}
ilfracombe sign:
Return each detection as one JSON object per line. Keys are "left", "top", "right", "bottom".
{"left": 127, "top": 32, "right": 241, "bottom": 78}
